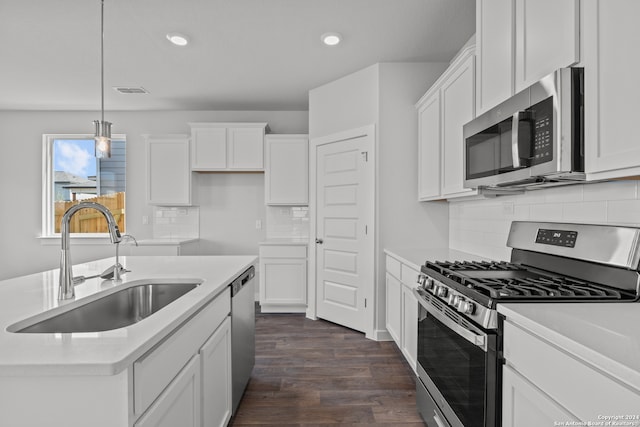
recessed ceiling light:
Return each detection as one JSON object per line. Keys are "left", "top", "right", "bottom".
{"left": 321, "top": 32, "right": 342, "bottom": 46}
{"left": 166, "top": 33, "right": 189, "bottom": 46}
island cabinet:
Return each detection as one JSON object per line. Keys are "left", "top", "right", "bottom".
{"left": 385, "top": 253, "right": 418, "bottom": 372}
{"left": 264, "top": 134, "right": 309, "bottom": 205}
{"left": 145, "top": 134, "right": 192, "bottom": 206}
{"left": 475, "top": 0, "right": 579, "bottom": 115}
{"left": 417, "top": 42, "right": 478, "bottom": 201}
{"left": 189, "top": 122, "right": 268, "bottom": 171}
{"left": 501, "top": 318, "right": 640, "bottom": 426}
{"left": 1, "top": 287, "right": 232, "bottom": 427}
{"left": 259, "top": 243, "right": 307, "bottom": 313}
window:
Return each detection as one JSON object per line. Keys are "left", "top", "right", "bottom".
{"left": 42, "top": 134, "right": 126, "bottom": 236}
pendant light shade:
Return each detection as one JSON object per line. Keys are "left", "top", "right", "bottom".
{"left": 94, "top": 0, "right": 112, "bottom": 158}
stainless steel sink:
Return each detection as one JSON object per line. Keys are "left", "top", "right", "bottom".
{"left": 10, "top": 280, "right": 201, "bottom": 333}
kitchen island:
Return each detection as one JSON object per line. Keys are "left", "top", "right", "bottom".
{"left": 0, "top": 255, "right": 256, "bottom": 427}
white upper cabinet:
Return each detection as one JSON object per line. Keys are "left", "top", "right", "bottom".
{"left": 417, "top": 91, "right": 441, "bottom": 200}
{"left": 514, "top": 0, "right": 580, "bottom": 92}
{"left": 265, "top": 134, "right": 309, "bottom": 205}
{"left": 583, "top": 0, "right": 640, "bottom": 179}
{"left": 189, "top": 123, "right": 268, "bottom": 171}
{"left": 476, "top": 0, "right": 579, "bottom": 114}
{"left": 417, "top": 42, "right": 478, "bottom": 201}
{"left": 476, "top": 0, "right": 514, "bottom": 115}
{"left": 145, "top": 134, "right": 192, "bottom": 206}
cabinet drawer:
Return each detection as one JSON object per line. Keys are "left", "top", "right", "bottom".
{"left": 385, "top": 255, "right": 401, "bottom": 280}
{"left": 400, "top": 264, "right": 420, "bottom": 287}
{"left": 134, "top": 287, "right": 231, "bottom": 416}
{"left": 503, "top": 320, "right": 640, "bottom": 418}
{"left": 259, "top": 245, "right": 307, "bottom": 259}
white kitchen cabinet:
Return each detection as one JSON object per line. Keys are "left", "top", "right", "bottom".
{"left": 475, "top": 0, "right": 514, "bottom": 115}
{"left": 502, "top": 318, "right": 640, "bottom": 423}
{"left": 385, "top": 253, "right": 418, "bottom": 372}
{"left": 385, "top": 272, "right": 402, "bottom": 344}
{"left": 200, "top": 316, "right": 232, "bottom": 427}
{"left": 416, "top": 43, "right": 478, "bottom": 201}
{"left": 502, "top": 364, "right": 577, "bottom": 427}
{"left": 583, "top": 0, "right": 640, "bottom": 179}
{"left": 475, "top": 0, "right": 579, "bottom": 114}
{"left": 259, "top": 243, "right": 307, "bottom": 313}
{"left": 417, "top": 91, "right": 441, "bottom": 200}
{"left": 265, "top": 134, "right": 309, "bottom": 205}
{"left": 145, "top": 134, "right": 191, "bottom": 206}
{"left": 514, "top": 0, "right": 579, "bottom": 92}
{"left": 189, "top": 122, "right": 268, "bottom": 171}
{"left": 134, "top": 355, "right": 201, "bottom": 427}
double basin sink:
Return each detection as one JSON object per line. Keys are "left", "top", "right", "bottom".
{"left": 8, "top": 279, "right": 202, "bottom": 334}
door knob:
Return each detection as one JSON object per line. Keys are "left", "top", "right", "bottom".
{"left": 315, "top": 238, "right": 323, "bottom": 244}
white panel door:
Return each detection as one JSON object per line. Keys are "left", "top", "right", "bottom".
{"left": 315, "top": 134, "right": 373, "bottom": 333}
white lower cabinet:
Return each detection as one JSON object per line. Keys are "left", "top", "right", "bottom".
{"left": 134, "top": 355, "right": 202, "bottom": 427}
{"left": 259, "top": 243, "right": 307, "bottom": 313}
{"left": 385, "top": 253, "right": 418, "bottom": 372}
{"left": 502, "top": 318, "right": 640, "bottom": 424}
{"left": 201, "top": 316, "right": 232, "bottom": 427}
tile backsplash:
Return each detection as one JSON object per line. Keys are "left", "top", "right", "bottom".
{"left": 153, "top": 206, "right": 200, "bottom": 239}
{"left": 266, "top": 206, "right": 309, "bottom": 239}
{"left": 449, "top": 180, "right": 640, "bottom": 261}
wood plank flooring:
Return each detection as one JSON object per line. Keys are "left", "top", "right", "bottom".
{"left": 230, "top": 310, "right": 425, "bottom": 426}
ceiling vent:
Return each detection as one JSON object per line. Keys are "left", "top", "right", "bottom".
{"left": 113, "top": 86, "right": 149, "bottom": 94}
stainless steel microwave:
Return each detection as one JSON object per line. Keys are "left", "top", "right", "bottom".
{"left": 463, "top": 67, "right": 584, "bottom": 190}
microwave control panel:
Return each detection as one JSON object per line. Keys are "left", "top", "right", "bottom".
{"left": 528, "top": 97, "right": 554, "bottom": 165}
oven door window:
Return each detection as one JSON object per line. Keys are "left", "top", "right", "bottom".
{"left": 418, "top": 310, "right": 487, "bottom": 427}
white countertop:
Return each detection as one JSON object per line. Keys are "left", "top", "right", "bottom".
{"left": 498, "top": 302, "right": 640, "bottom": 392}
{"left": 384, "top": 247, "right": 493, "bottom": 271}
{"left": 0, "top": 255, "right": 256, "bottom": 376}
{"left": 134, "top": 238, "right": 199, "bottom": 246}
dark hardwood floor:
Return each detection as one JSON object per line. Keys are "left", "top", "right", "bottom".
{"left": 230, "top": 309, "right": 425, "bottom": 426}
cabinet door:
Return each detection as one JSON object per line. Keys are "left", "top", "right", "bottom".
{"left": 514, "top": 0, "right": 579, "bottom": 92}
{"left": 584, "top": 0, "right": 640, "bottom": 177}
{"left": 265, "top": 135, "right": 309, "bottom": 205}
{"left": 191, "top": 127, "right": 227, "bottom": 170}
{"left": 201, "top": 317, "right": 232, "bottom": 427}
{"left": 146, "top": 135, "right": 191, "bottom": 206}
{"left": 476, "top": 0, "right": 514, "bottom": 114}
{"left": 400, "top": 285, "right": 417, "bottom": 371}
{"left": 441, "top": 54, "right": 477, "bottom": 198}
{"left": 135, "top": 355, "right": 202, "bottom": 427}
{"left": 228, "top": 127, "right": 264, "bottom": 169}
{"left": 502, "top": 365, "right": 578, "bottom": 427}
{"left": 385, "top": 273, "right": 401, "bottom": 345}
{"left": 260, "top": 258, "right": 307, "bottom": 305}
{"left": 417, "top": 91, "right": 442, "bottom": 201}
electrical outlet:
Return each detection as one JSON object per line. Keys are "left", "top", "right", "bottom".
{"left": 255, "top": 220, "right": 262, "bottom": 230}
{"left": 142, "top": 215, "right": 149, "bottom": 225}
{"left": 502, "top": 202, "right": 515, "bottom": 216}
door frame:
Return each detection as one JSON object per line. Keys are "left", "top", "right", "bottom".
{"left": 307, "top": 124, "right": 376, "bottom": 339}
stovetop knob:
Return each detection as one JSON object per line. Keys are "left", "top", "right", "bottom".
{"left": 448, "top": 294, "right": 460, "bottom": 307}
{"left": 458, "top": 300, "right": 475, "bottom": 315}
{"left": 436, "top": 286, "right": 448, "bottom": 298}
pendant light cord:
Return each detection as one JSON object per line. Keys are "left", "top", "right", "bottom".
{"left": 100, "top": 0, "right": 105, "bottom": 123}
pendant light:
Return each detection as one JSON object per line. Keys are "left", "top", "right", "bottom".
{"left": 94, "top": 0, "right": 112, "bottom": 158}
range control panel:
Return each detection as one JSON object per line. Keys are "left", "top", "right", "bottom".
{"left": 535, "top": 228, "right": 578, "bottom": 248}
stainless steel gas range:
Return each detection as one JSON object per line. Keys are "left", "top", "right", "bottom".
{"left": 413, "top": 221, "right": 640, "bottom": 427}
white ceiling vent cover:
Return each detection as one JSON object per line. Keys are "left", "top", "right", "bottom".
{"left": 113, "top": 86, "right": 149, "bottom": 94}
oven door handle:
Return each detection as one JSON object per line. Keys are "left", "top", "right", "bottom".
{"left": 413, "top": 288, "right": 487, "bottom": 351}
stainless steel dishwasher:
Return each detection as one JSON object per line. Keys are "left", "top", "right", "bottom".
{"left": 230, "top": 265, "right": 256, "bottom": 415}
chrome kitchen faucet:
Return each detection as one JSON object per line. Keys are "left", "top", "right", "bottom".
{"left": 58, "top": 202, "right": 122, "bottom": 300}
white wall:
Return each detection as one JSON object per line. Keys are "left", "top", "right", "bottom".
{"left": 449, "top": 180, "right": 640, "bottom": 261}
{"left": 0, "top": 110, "right": 307, "bottom": 281}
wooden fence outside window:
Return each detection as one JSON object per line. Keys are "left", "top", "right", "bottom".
{"left": 54, "top": 192, "right": 125, "bottom": 233}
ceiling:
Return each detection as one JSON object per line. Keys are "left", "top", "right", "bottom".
{"left": 0, "top": 0, "right": 475, "bottom": 111}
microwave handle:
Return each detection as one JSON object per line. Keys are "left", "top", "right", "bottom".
{"left": 512, "top": 111, "right": 523, "bottom": 169}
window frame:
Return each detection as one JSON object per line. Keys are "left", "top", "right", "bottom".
{"left": 41, "top": 133, "right": 127, "bottom": 238}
